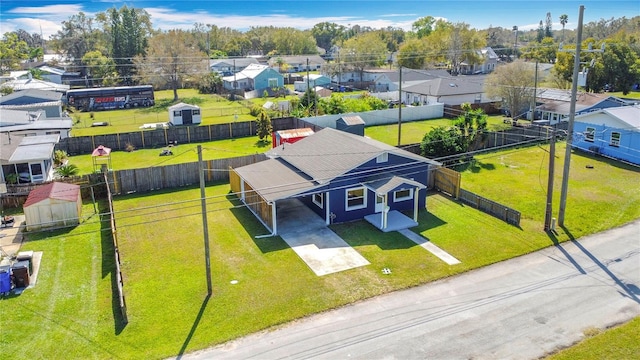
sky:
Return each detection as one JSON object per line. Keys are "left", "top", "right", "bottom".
{"left": 1, "top": 0, "right": 639, "bottom": 40}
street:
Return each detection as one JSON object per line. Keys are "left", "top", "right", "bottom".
{"left": 181, "top": 220, "right": 640, "bottom": 359}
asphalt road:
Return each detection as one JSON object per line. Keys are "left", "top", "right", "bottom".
{"left": 180, "top": 220, "right": 640, "bottom": 360}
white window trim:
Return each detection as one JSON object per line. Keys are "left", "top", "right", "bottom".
{"left": 585, "top": 127, "right": 595, "bottom": 142}
{"left": 393, "top": 188, "right": 413, "bottom": 202}
{"left": 345, "top": 187, "right": 367, "bottom": 211}
{"left": 610, "top": 132, "right": 620, "bottom": 147}
{"left": 312, "top": 193, "right": 324, "bottom": 208}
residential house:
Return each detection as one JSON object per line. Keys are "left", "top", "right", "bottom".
{"left": 460, "top": 47, "right": 498, "bottom": 75}
{"left": 367, "top": 68, "right": 452, "bottom": 92}
{"left": 231, "top": 127, "right": 440, "bottom": 235}
{"left": 535, "top": 89, "right": 632, "bottom": 124}
{"left": 222, "top": 64, "right": 284, "bottom": 93}
{"left": 0, "top": 108, "right": 73, "bottom": 139}
{"left": 0, "top": 74, "right": 69, "bottom": 93}
{"left": 402, "top": 75, "right": 494, "bottom": 106}
{"left": 294, "top": 74, "right": 331, "bottom": 92}
{"left": 572, "top": 105, "right": 640, "bottom": 165}
{"left": 1, "top": 134, "right": 59, "bottom": 184}
{"left": 0, "top": 89, "right": 64, "bottom": 118}
{"left": 210, "top": 58, "right": 259, "bottom": 76}
{"left": 268, "top": 55, "right": 326, "bottom": 73}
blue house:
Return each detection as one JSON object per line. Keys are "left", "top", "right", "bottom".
{"left": 222, "top": 64, "right": 284, "bottom": 92}
{"left": 536, "top": 90, "right": 631, "bottom": 124}
{"left": 230, "top": 128, "right": 440, "bottom": 235}
{"left": 572, "top": 105, "right": 640, "bottom": 165}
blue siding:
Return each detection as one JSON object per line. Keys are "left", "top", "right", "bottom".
{"left": 322, "top": 153, "right": 431, "bottom": 224}
{"left": 573, "top": 122, "right": 640, "bottom": 165}
{"left": 253, "top": 68, "right": 284, "bottom": 91}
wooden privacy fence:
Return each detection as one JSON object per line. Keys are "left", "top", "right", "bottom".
{"left": 434, "top": 167, "right": 461, "bottom": 198}
{"left": 108, "top": 153, "right": 266, "bottom": 195}
{"left": 458, "top": 189, "right": 521, "bottom": 226}
{"left": 57, "top": 117, "right": 322, "bottom": 155}
{"left": 104, "top": 172, "right": 128, "bottom": 324}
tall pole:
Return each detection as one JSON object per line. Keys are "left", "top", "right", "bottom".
{"left": 544, "top": 130, "right": 556, "bottom": 231}
{"left": 198, "top": 145, "right": 212, "bottom": 295}
{"left": 531, "top": 60, "right": 538, "bottom": 123}
{"left": 512, "top": 26, "right": 518, "bottom": 59}
{"left": 558, "top": 5, "right": 585, "bottom": 227}
{"left": 397, "top": 65, "right": 402, "bottom": 146}
{"left": 306, "top": 58, "right": 311, "bottom": 114}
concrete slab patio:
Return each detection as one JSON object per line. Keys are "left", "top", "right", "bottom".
{"left": 276, "top": 199, "right": 370, "bottom": 276}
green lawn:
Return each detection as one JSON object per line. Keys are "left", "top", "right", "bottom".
{"left": 71, "top": 89, "right": 255, "bottom": 136}
{"left": 67, "top": 137, "right": 271, "bottom": 175}
{"left": 546, "top": 317, "right": 640, "bottom": 359}
{"left": 3, "top": 145, "right": 639, "bottom": 359}
{"left": 365, "top": 115, "right": 511, "bottom": 145}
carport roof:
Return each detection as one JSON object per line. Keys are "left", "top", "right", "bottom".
{"left": 234, "top": 157, "right": 317, "bottom": 202}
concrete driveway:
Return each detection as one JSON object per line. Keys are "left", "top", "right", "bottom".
{"left": 276, "top": 199, "right": 369, "bottom": 276}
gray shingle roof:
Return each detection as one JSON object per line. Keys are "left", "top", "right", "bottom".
{"left": 234, "top": 158, "right": 316, "bottom": 202}
{"left": 265, "top": 127, "right": 437, "bottom": 184}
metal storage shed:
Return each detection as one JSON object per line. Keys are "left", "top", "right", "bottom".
{"left": 168, "top": 103, "right": 202, "bottom": 125}
{"left": 336, "top": 115, "right": 365, "bottom": 136}
{"left": 24, "top": 182, "right": 82, "bottom": 231}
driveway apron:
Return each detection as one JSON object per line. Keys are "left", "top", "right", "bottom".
{"left": 276, "top": 199, "right": 369, "bottom": 276}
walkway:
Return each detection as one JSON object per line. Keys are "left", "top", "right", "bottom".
{"left": 398, "top": 229, "right": 461, "bottom": 265}
{"left": 276, "top": 199, "right": 369, "bottom": 276}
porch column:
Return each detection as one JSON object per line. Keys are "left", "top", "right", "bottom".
{"left": 383, "top": 194, "right": 388, "bottom": 229}
{"left": 413, "top": 187, "right": 420, "bottom": 222}
{"left": 271, "top": 201, "right": 277, "bottom": 235}
{"left": 325, "top": 191, "right": 330, "bottom": 225}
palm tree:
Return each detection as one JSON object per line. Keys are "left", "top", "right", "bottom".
{"left": 560, "top": 14, "right": 569, "bottom": 43}
{"left": 55, "top": 164, "right": 79, "bottom": 178}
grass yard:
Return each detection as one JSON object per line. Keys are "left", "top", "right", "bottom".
{"left": 365, "top": 115, "right": 511, "bottom": 145}
{"left": 70, "top": 89, "right": 256, "bottom": 136}
{"left": 3, "top": 145, "right": 639, "bottom": 359}
{"left": 545, "top": 316, "right": 640, "bottom": 359}
{"left": 67, "top": 136, "right": 271, "bottom": 175}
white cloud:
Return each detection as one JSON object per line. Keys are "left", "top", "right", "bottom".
{"left": 8, "top": 4, "right": 84, "bottom": 16}
{"left": 3, "top": 18, "right": 62, "bottom": 39}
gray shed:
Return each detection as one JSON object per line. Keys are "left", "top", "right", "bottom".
{"left": 336, "top": 115, "right": 365, "bottom": 136}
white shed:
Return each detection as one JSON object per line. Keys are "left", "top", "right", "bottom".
{"left": 168, "top": 102, "right": 202, "bottom": 125}
{"left": 24, "top": 182, "right": 82, "bottom": 231}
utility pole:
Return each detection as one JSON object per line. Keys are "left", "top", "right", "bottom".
{"left": 531, "top": 60, "right": 538, "bottom": 124}
{"left": 512, "top": 26, "right": 519, "bottom": 59}
{"left": 306, "top": 58, "right": 311, "bottom": 115}
{"left": 198, "top": 145, "right": 212, "bottom": 295}
{"left": 397, "top": 65, "right": 402, "bottom": 146}
{"left": 558, "top": 5, "right": 585, "bottom": 227}
{"left": 544, "top": 129, "right": 556, "bottom": 231}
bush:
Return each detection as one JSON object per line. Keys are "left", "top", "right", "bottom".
{"left": 125, "top": 142, "right": 136, "bottom": 152}
{"left": 54, "top": 150, "right": 68, "bottom": 167}
{"left": 55, "top": 164, "right": 79, "bottom": 178}
{"left": 249, "top": 104, "right": 263, "bottom": 117}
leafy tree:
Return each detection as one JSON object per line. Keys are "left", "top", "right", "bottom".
{"left": 311, "top": 22, "right": 345, "bottom": 52}
{"left": 320, "top": 93, "right": 347, "bottom": 114}
{"left": 545, "top": 12, "right": 553, "bottom": 38}
{"left": 272, "top": 28, "right": 317, "bottom": 55}
{"left": 300, "top": 87, "right": 320, "bottom": 114}
{"left": 96, "top": 6, "right": 151, "bottom": 82}
{"left": 82, "top": 50, "right": 118, "bottom": 86}
{"left": 134, "top": 30, "right": 207, "bottom": 101}
{"left": 595, "top": 41, "right": 640, "bottom": 94}
{"left": 341, "top": 32, "right": 388, "bottom": 82}
{"left": 420, "top": 126, "right": 464, "bottom": 159}
{"left": 521, "top": 37, "right": 557, "bottom": 63}
{"left": 28, "top": 68, "right": 43, "bottom": 80}
{"left": 0, "top": 33, "right": 30, "bottom": 71}
{"left": 412, "top": 16, "right": 436, "bottom": 39}
{"left": 485, "top": 60, "right": 535, "bottom": 119}
{"left": 197, "top": 72, "right": 222, "bottom": 94}
{"left": 51, "top": 12, "right": 106, "bottom": 66}
{"left": 560, "top": 14, "right": 569, "bottom": 42}
{"left": 255, "top": 109, "right": 272, "bottom": 142}
{"left": 397, "top": 38, "right": 427, "bottom": 69}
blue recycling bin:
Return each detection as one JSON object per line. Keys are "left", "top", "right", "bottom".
{"left": 0, "top": 271, "right": 11, "bottom": 294}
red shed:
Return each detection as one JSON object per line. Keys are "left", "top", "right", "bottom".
{"left": 272, "top": 128, "right": 315, "bottom": 148}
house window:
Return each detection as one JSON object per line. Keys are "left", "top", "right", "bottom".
{"left": 346, "top": 187, "right": 367, "bottom": 210}
{"left": 585, "top": 127, "right": 595, "bottom": 142}
{"left": 173, "top": 110, "right": 181, "bottom": 117}
{"left": 393, "top": 188, "right": 413, "bottom": 202}
{"left": 192, "top": 109, "right": 200, "bottom": 115}
{"left": 268, "top": 78, "right": 278, "bottom": 88}
{"left": 610, "top": 132, "right": 620, "bottom": 147}
{"left": 376, "top": 152, "right": 388, "bottom": 163}
{"left": 312, "top": 193, "right": 324, "bottom": 208}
